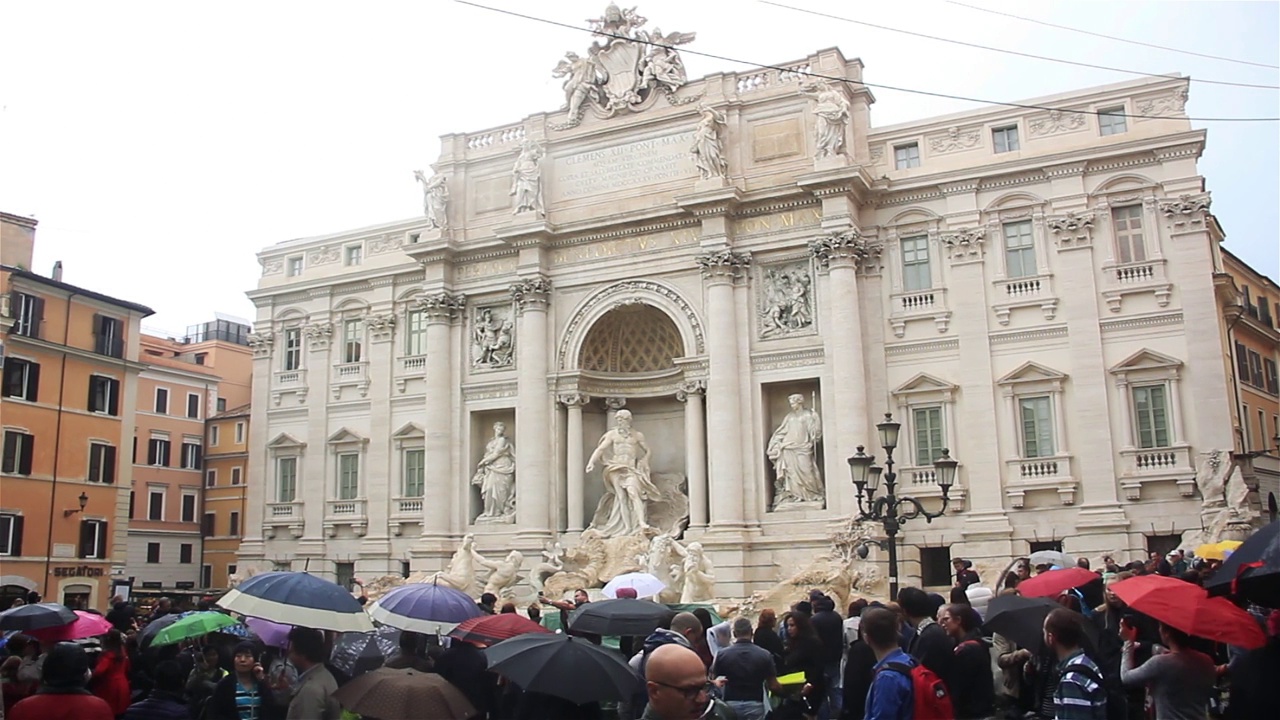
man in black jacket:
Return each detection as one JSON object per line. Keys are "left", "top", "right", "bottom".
{"left": 938, "top": 604, "right": 994, "bottom": 719}
{"left": 897, "top": 587, "right": 955, "bottom": 692}
{"left": 808, "top": 595, "right": 845, "bottom": 720}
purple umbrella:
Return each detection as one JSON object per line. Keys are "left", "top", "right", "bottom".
{"left": 368, "top": 581, "right": 483, "bottom": 634}
{"left": 246, "top": 617, "right": 293, "bottom": 648}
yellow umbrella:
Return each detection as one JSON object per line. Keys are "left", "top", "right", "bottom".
{"left": 1196, "top": 540, "right": 1242, "bottom": 560}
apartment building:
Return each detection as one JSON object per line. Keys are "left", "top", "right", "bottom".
{"left": 202, "top": 404, "right": 249, "bottom": 590}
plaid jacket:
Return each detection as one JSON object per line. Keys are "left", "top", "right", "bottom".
{"left": 1052, "top": 649, "right": 1108, "bottom": 720}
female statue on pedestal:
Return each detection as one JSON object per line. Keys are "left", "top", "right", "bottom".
{"left": 799, "top": 80, "right": 850, "bottom": 159}
{"left": 768, "top": 393, "right": 825, "bottom": 509}
{"left": 472, "top": 422, "right": 516, "bottom": 522}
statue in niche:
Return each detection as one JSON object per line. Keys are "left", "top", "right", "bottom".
{"left": 429, "top": 533, "right": 480, "bottom": 595}
{"left": 761, "top": 266, "right": 813, "bottom": 337}
{"left": 586, "top": 409, "right": 661, "bottom": 537}
{"left": 472, "top": 422, "right": 516, "bottom": 523}
{"left": 510, "top": 140, "right": 545, "bottom": 216}
{"left": 672, "top": 541, "right": 715, "bottom": 603}
{"left": 477, "top": 549, "right": 525, "bottom": 598}
{"left": 799, "top": 80, "right": 850, "bottom": 159}
{"left": 472, "top": 307, "right": 514, "bottom": 369}
{"left": 413, "top": 170, "right": 449, "bottom": 230}
{"left": 768, "top": 393, "right": 825, "bottom": 509}
{"left": 690, "top": 104, "right": 728, "bottom": 180}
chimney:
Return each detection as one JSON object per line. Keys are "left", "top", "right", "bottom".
{"left": 52, "top": 260, "right": 63, "bottom": 282}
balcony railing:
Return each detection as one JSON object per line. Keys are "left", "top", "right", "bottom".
{"left": 1117, "top": 444, "right": 1194, "bottom": 499}
{"left": 400, "top": 356, "right": 427, "bottom": 373}
{"left": 333, "top": 362, "right": 367, "bottom": 382}
{"left": 888, "top": 288, "right": 952, "bottom": 338}
{"left": 262, "top": 502, "right": 304, "bottom": 539}
{"left": 993, "top": 274, "right": 1058, "bottom": 325}
{"left": 322, "top": 498, "right": 367, "bottom": 537}
{"left": 1102, "top": 258, "right": 1172, "bottom": 312}
{"left": 1003, "top": 455, "right": 1077, "bottom": 507}
{"left": 274, "top": 369, "right": 306, "bottom": 387}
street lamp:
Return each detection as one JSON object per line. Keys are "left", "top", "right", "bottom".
{"left": 64, "top": 492, "right": 89, "bottom": 518}
{"left": 848, "top": 413, "right": 956, "bottom": 599}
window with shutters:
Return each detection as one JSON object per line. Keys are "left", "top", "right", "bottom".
{"left": 12, "top": 292, "right": 44, "bottom": 338}
{"left": 201, "top": 513, "right": 215, "bottom": 537}
{"left": 0, "top": 514, "right": 23, "bottom": 556}
{"left": 337, "top": 453, "right": 360, "bottom": 500}
{"left": 1, "top": 358, "right": 40, "bottom": 401}
{"left": 1246, "top": 350, "right": 1265, "bottom": 389}
{"left": 231, "top": 467, "right": 242, "bottom": 486}
{"left": 405, "top": 309, "right": 428, "bottom": 357}
{"left": 283, "top": 328, "right": 302, "bottom": 371}
{"left": 180, "top": 442, "right": 202, "bottom": 470}
{"left": 179, "top": 543, "right": 193, "bottom": 564}
{"left": 277, "top": 457, "right": 298, "bottom": 502}
{"left": 88, "top": 376, "right": 119, "bottom": 415}
{"left": 93, "top": 315, "right": 124, "bottom": 358}
{"left": 229, "top": 511, "right": 240, "bottom": 537}
{"left": 146, "top": 543, "right": 160, "bottom": 563}
{"left": 181, "top": 493, "right": 197, "bottom": 523}
{"left": 900, "top": 236, "right": 931, "bottom": 292}
{"left": 148, "top": 490, "right": 164, "bottom": 521}
{"left": 1002, "top": 220, "right": 1037, "bottom": 279}
{"left": 2, "top": 431, "right": 35, "bottom": 475}
{"left": 403, "top": 449, "right": 425, "bottom": 497}
{"left": 147, "top": 438, "right": 171, "bottom": 467}
{"left": 1235, "top": 342, "right": 1251, "bottom": 381}
{"left": 912, "top": 406, "right": 945, "bottom": 467}
{"left": 1132, "top": 385, "right": 1171, "bottom": 449}
{"left": 154, "top": 388, "right": 169, "bottom": 414}
{"left": 205, "top": 469, "right": 217, "bottom": 487}
{"left": 87, "top": 443, "right": 116, "bottom": 484}
{"left": 186, "top": 393, "right": 200, "bottom": 419}
{"left": 1112, "top": 205, "right": 1146, "bottom": 264}
{"left": 80, "top": 520, "right": 108, "bottom": 559}
{"left": 1019, "top": 395, "right": 1056, "bottom": 458}
{"left": 1265, "top": 359, "right": 1279, "bottom": 395}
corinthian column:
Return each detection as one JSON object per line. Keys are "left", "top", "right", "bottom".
{"left": 676, "top": 381, "right": 708, "bottom": 529}
{"left": 511, "top": 276, "right": 553, "bottom": 533}
{"left": 695, "top": 250, "right": 750, "bottom": 530}
{"left": 559, "top": 393, "right": 591, "bottom": 533}
{"left": 415, "top": 291, "right": 465, "bottom": 541}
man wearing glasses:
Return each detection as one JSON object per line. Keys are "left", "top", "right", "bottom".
{"left": 642, "top": 644, "right": 737, "bottom": 719}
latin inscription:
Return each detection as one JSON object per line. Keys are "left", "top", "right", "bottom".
{"left": 456, "top": 257, "right": 519, "bottom": 280}
{"left": 553, "top": 133, "right": 697, "bottom": 201}
{"left": 551, "top": 228, "right": 699, "bottom": 266}
{"left": 732, "top": 207, "right": 822, "bottom": 236}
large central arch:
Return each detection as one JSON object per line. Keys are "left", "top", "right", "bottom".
{"left": 557, "top": 279, "right": 705, "bottom": 372}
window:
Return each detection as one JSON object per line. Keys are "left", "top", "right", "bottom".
{"left": 1, "top": 358, "right": 40, "bottom": 401}
{"left": 12, "top": 292, "right": 44, "bottom": 338}
{"left": 235, "top": 422, "right": 245, "bottom": 444}
{"left": 335, "top": 562, "right": 355, "bottom": 590}
{"left": 186, "top": 393, "right": 200, "bottom": 419}
{"left": 287, "top": 255, "right": 304, "bottom": 277}
{"left": 1133, "top": 385, "right": 1171, "bottom": 449}
{"left": 194, "top": 353, "right": 207, "bottom": 366}
{"left": 0, "top": 514, "right": 23, "bottom": 556}
{"left": 894, "top": 142, "right": 920, "bottom": 169}
{"left": 1145, "top": 534, "right": 1180, "bottom": 558}
{"left": 1246, "top": 350, "right": 1265, "bottom": 388}
{"left": 337, "top": 453, "right": 359, "bottom": 500}
{"left": 180, "top": 442, "right": 202, "bottom": 470}
{"left": 88, "top": 376, "right": 119, "bottom": 415}
{"left": 1002, "top": 220, "right": 1036, "bottom": 278}
{"left": 992, "top": 125, "right": 1020, "bottom": 153}
{"left": 88, "top": 443, "right": 117, "bottom": 484}
{"left": 1236, "top": 342, "right": 1251, "bottom": 381}
{"left": 283, "top": 328, "right": 302, "bottom": 371}
{"left": 80, "top": 520, "right": 108, "bottom": 559}
{"left": 231, "top": 467, "right": 242, "bottom": 486}
{"left": 154, "top": 388, "right": 169, "bottom": 414}
{"left": 1265, "top": 358, "right": 1279, "bottom": 394}
{"left": 403, "top": 449, "right": 425, "bottom": 497}
{"left": 920, "top": 547, "right": 952, "bottom": 586}
{"left": 216, "top": 398, "right": 227, "bottom": 412}
{"left": 181, "top": 494, "right": 197, "bottom": 523}
{"left": 277, "top": 457, "right": 297, "bottom": 502}
{"left": 210, "top": 426, "right": 220, "bottom": 447}
{"left": 148, "top": 490, "right": 164, "bottom": 521}
{"left": 229, "top": 511, "right": 240, "bottom": 537}
{"left": 201, "top": 513, "right": 215, "bottom": 537}
{"left": 146, "top": 436, "right": 170, "bottom": 466}
{"left": 1019, "top": 395, "right": 1056, "bottom": 458}
{"left": 1112, "top": 205, "right": 1146, "bottom": 264}
{"left": 342, "top": 319, "right": 362, "bottom": 363}
{"left": 227, "top": 564, "right": 237, "bottom": 578}
{"left": 344, "top": 245, "right": 362, "bottom": 266}
{"left": 146, "top": 543, "right": 161, "bottom": 563}
{"left": 912, "top": 406, "right": 945, "bottom": 466}
{"left": 1098, "top": 107, "right": 1127, "bottom": 136}
{"left": 1260, "top": 410, "right": 1268, "bottom": 450}
{"left": 1029, "top": 540, "right": 1063, "bottom": 555}
{"left": 900, "top": 236, "right": 931, "bottom": 292}
{"left": 1261, "top": 300, "right": 1274, "bottom": 327}
{"left": 2, "top": 431, "right": 35, "bottom": 475}
{"left": 405, "top": 309, "right": 428, "bottom": 357}
{"left": 93, "top": 315, "right": 123, "bottom": 358}
{"left": 179, "top": 543, "right": 193, "bottom": 564}
{"left": 205, "top": 469, "right": 217, "bottom": 487}
{"left": 202, "top": 565, "right": 213, "bottom": 588}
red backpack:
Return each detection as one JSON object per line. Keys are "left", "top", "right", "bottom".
{"left": 879, "top": 660, "right": 955, "bottom": 720}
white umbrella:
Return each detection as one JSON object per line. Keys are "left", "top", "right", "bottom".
{"left": 602, "top": 572, "right": 666, "bottom": 599}
{"left": 218, "top": 572, "right": 373, "bottom": 633}
{"left": 1028, "top": 550, "right": 1075, "bottom": 569}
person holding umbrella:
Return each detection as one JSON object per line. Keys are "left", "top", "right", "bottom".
{"left": 284, "top": 628, "right": 339, "bottom": 720}
{"left": 1118, "top": 619, "right": 1215, "bottom": 720}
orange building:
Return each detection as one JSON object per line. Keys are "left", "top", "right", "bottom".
{"left": 2, "top": 213, "right": 153, "bottom": 609}
{"left": 202, "top": 404, "right": 249, "bottom": 590}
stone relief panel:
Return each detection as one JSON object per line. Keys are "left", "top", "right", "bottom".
{"left": 1135, "top": 89, "right": 1189, "bottom": 119}
{"left": 1028, "top": 110, "right": 1086, "bottom": 138}
{"left": 927, "top": 126, "right": 981, "bottom": 154}
{"left": 308, "top": 246, "right": 341, "bottom": 266}
{"left": 471, "top": 304, "right": 515, "bottom": 371}
{"left": 367, "top": 234, "right": 404, "bottom": 256}
{"left": 751, "top": 116, "right": 804, "bottom": 163}
{"left": 756, "top": 261, "right": 816, "bottom": 339}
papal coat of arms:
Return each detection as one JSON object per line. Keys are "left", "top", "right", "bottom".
{"left": 550, "top": 3, "right": 699, "bottom": 130}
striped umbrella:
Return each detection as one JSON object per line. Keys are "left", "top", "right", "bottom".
{"left": 218, "top": 572, "right": 373, "bottom": 633}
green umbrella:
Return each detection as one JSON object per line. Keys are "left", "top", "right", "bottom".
{"left": 149, "top": 611, "right": 243, "bottom": 647}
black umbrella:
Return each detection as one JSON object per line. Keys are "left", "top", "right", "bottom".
{"left": 1205, "top": 520, "right": 1280, "bottom": 605}
{"left": 567, "top": 599, "right": 673, "bottom": 637}
{"left": 138, "top": 612, "right": 188, "bottom": 649}
{"left": 485, "top": 633, "right": 640, "bottom": 704}
{"left": 981, "top": 594, "right": 1097, "bottom": 654}
{"left": 0, "top": 603, "right": 76, "bottom": 632}
{"left": 330, "top": 625, "right": 400, "bottom": 678}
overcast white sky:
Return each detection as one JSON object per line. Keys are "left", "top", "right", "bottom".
{"left": 1, "top": 0, "right": 1275, "bottom": 332}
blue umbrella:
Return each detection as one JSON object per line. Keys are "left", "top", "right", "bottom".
{"left": 368, "top": 581, "right": 482, "bottom": 634}
{"left": 0, "top": 603, "right": 76, "bottom": 632}
{"left": 217, "top": 572, "right": 373, "bottom": 633}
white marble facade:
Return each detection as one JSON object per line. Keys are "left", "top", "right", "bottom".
{"left": 239, "top": 31, "right": 1234, "bottom": 596}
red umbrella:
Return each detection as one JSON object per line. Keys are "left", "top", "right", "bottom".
{"left": 1016, "top": 567, "right": 1100, "bottom": 599}
{"left": 448, "top": 614, "right": 550, "bottom": 647}
{"left": 28, "top": 610, "right": 113, "bottom": 642}
{"left": 1110, "top": 575, "right": 1266, "bottom": 649}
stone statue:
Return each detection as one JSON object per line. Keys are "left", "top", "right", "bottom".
{"left": 530, "top": 541, "right": 566, "bottom": 594}
{"left": 761, "top": 266, "right": 813, "bottom": 336}
{"left": 768, "top": 393, "right": 825, "bottom": 508}
{"left": 472, "top": 422, "right": 516, "bottom": 523}
{"left": 1195, "top": 449, "right": 1255, "bottom": 543}
{"left": 638, "top": 28, "right": 695, "bottom": 93}
{"left": 510, "top": 140, "right": 544, "bottom": 216}
{"left": 672, "top": 541, "right": 715, "bottom": 603}
{"left": 472, "top": 307, "right": 514, "bottom": 369}
{"left": 429, "top": 533, "right": 480, "bottom": 596}
{"left": 477, "top": 549, "right": 525, "bottom": 598}
{"left": 690, "top": 104, "right": 728, "bottom": 180}
{"left": 586, "top": 409, "right": 661, "bottom": 536}
{"left": 553, "top": 49, "right": 606, "bottom": 121}
{"left": 799, "top": 80, "right": 850, "bottom": 159}
{"left": 413, "top": 170, "right": 448, "bottom": 230}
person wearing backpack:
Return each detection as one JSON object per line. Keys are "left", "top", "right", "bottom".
{"left": 861, "top": 607, "right": 956, "bottom": 720}
{"left": 938, "top": 604, "right": 994, "bottom": 719}
{"left": 898, "top": 588, "right": 955, "bottom": 693}
{"left": 1044, "top": 608, "right": 1107, "bottom": 720}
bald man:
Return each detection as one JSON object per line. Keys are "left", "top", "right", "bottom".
{"left": 642, "top": 643, "right": 737, "bottom": 720}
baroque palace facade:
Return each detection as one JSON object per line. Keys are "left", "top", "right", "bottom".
{"left": 238, "top": 20, "right": 1244, "bottom": 595}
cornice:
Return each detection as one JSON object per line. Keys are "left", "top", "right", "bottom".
{"left": 884, "top": 338, "right": 960, "bottom": 357}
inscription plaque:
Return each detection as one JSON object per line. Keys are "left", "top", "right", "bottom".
{"left": 553, "top": 132, "right": 697, "bottom": 201}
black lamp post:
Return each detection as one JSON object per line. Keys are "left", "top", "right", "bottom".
{"left": 848, "top": 413, "right": 957, "bottom": 599}
{"left": 64, "top": 492, "right": 89, "bottom": 518}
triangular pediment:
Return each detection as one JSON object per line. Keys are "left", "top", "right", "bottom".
{"left": 1110, "top": 348, "right": 1182, "bottom": 373}
{"left": 326, "top": 427, "right": 367, "bottom": 445}
{"left": 893, "top": 372, "right": 957, "bottom": 395}
{"left": 997, "top": 361, "right": 1067, "bottom": 386}
{"left": 266, "top": 432, "right": 306, "bottom": 450}
{"left": 392, "top": 422, "right": 424, "bottom": 439}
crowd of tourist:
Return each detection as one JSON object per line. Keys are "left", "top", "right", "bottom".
{"left": 1, "top": 545, "right": 1277, "bottom": 720}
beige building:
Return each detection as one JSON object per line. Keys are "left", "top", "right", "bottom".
{"left": 239, "top": 27, "right": 1248, "bottom": 594}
